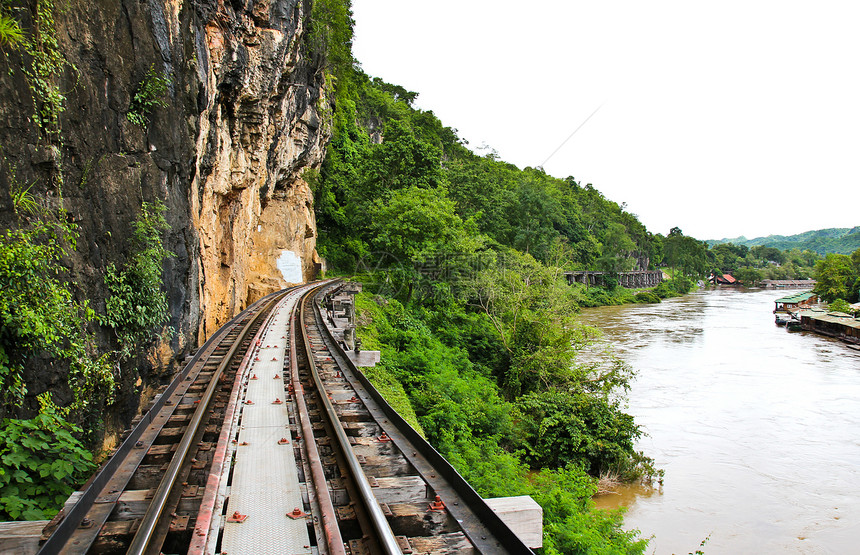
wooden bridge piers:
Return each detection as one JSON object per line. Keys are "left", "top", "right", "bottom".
{"left": 564, "top": 270, "right": 663, "bottom": 288}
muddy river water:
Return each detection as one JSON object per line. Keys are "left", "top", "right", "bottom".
{"left": 578, "top": 288, "right": 860, "bottom": 554}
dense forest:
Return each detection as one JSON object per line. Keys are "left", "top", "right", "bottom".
{"left": 710, "top": 226, "right": 860, "bottom": 256}
{"left": 309, "top": 4, "right": 671, "bottom": 552}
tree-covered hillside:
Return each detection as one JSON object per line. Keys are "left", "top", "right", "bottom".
{"left": 710, "top": 227, "right": 860, "bottom": 255}
{"left": 314, "top": 67, "right": 658, "bottom": 551}
{"left": 313, "top": 70, "right": 663, "bottom": 276}
{"left": 310, "top": 4, "right": 677, "bottom": 552}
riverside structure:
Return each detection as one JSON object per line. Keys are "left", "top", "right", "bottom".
{"left": 564, "top": 270, "right": 663, "bottom": 288}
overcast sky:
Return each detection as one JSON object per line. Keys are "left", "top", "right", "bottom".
{"left": 351, "top": 1, "right": 859, "bottom": 241}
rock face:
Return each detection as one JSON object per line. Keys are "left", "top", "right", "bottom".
{"left": 192, "top": 0, "right": 327, "bottom": 340}
{"left": 0, "top": 0, "right": 328, "bottom": 421}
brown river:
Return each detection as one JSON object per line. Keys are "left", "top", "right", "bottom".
{"left": 578, "top": 288, "right": 860, "bottom": 554}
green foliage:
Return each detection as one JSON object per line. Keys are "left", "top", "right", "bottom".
{"left": 663, "top": 227, "right": 712, "bottom": 278}
{"left": 354, "top": 293, "right": 649, "bottom": 552}
{"left": 3, "top": 157, "right": 40, "bottom": 216}
{"left": 316, "top": 64, "right": 656, "bottom": 275}
{"left": 531, "top": 465, "right": 648, "bottom": 555}
{"left": 320, "top": 45, "right": 659, "bottom": 553}
{"left": 576, "top": 285, "right": 637, "bottom": 308}
{"left": 349, "top": 304, "right": 424, "bottom": 435}
{"left": 2, "top": 0, "right": 76, "bottom": 196}
{"left": 516, "top": 389, "right": 640, "bottom": 474}
{"left": 10, "top": 179, "right": 39, "bottom": 216}
{"left": 0, "top": 8, "right": 24, "bottom": 50}
{"left": 732, "top": 266, "right": 763, "bottom": 286}
{"left": 813, "top": 251, "right": 860, "bottom": 303}
{"left": 597, "top": 222, "right": 636, "bottom": 273}
{"left": 828, "top": 298, "right": 851, "bottom": 314}
{"left": 307, "top": 0, "right": 353, "bottom": 82}
{"left": 0, "top": 394, "right": 95, "bottom": 520}
{"left": 650, "top": 276, "right": 694, "bottom": 299}
{"left": 368, "top": 186, "right": 480, "bottom": 262}
{"left": 102, "top": 200, "right": 173, "bottom": 356}
{"left": 0, "top": 216, "right": 114, "bottom": 412}
{"left": 127, "top": 65, "right": 171, "bottom": 127}
{"left": 711, "top": 226, "right": 860, "bottom": 256}
{"left": 462, "top": 250, "right": 595, "bottom": 397}
{"left": 634, "top": 291, "right": 661, "bottom": 304}
{"left": 363, "top": 119, "right": 444, "bottom": 193}
{"left": 20, "top": 0, "right": 73, "bottom": 142}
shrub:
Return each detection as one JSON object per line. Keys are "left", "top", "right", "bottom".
{"left": 576, "top": 285, "right": 637, "bottom": 307}
{"left": 0, "top": 218, "right": 114, "bottom": 412}
{"left": 652, "top": 276, "right": 695, "bottom": 299}
{"left": 0, "top": 395, "right": 96, "bottom": 520}
{"left": 103, "top": 201, "right": 173, "bottom": 356}
{"left": 634, "top": 291, "right": 661, "bottom": 304}
{"left": 828, "top": 298, "right": 851, "bottom": 314}
{"left": 127, "top": 65, "right": 171, "bottom": 127}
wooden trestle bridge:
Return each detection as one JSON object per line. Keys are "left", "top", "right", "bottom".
{"left": 25, "top": 280, "right": 538, "bottom": 555}
{"left": 564, "top": 270, "right": 663, "bottom": 288}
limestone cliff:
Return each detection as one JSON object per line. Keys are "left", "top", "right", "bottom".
{"left": 0, "top": 0, "right": 329, "bottom": 422}
{"left": 192, "top": 0, "right": 327, "bottom": 340}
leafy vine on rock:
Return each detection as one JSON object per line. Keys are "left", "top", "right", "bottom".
{"left": 102, "top": 200, "right": 174, "bottom": 358}
{"left": 126, "top": 64, "right": 171, "bottom": 127}
{"left": 0, "top": 207, "right": 115, "bottom": 414}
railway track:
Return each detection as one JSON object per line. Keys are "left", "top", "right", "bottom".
{"left": 37, "top": 288, "right": 293, "bottom": 554}
{"left": 292, "top": 282, "right": 534, "bottom": 555}
{"left": 36, "top": 281, "right": 535, "bottom": 554}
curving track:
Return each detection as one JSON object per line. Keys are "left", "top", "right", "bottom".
{"left": 37, "top": 281, "right": 534, "bottom": 554}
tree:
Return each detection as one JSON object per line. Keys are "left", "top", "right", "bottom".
{"left": 750, "top": 245, "right": 786, "bottom": 265}
{"left": 462, "top": 251, "right": 587, "bottom": 398}
{"left": 368, "top": 186, "right": 480, "bottom": 262}
{"left": 367, "top": 186, "right": 483, "bottom": 300}
{"left": 500, "top": 180, "right": 566, "bottom": 261}
{"left": 516, "top": 389, "right": 639, "bottom": 473}
{"left": 596, "top": 222, "right": 635, "bottom": 273}
{"left": 734, "top": 266, "right": 763, "bottom": 286}
{"left": 361, "top": 119, "right": 443, "bottom": 198}
{"left": 813, "top": 253, "right": 857, "bottom": 303}
{"left": 828, "top": 298, "right": 852, "bottom": 314}
{"left": 664, "top": 227, "right": 711, "bottom": 277}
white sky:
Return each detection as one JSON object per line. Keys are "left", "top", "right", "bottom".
{"left": 351, "top": 1, "right": 860, "bottom": 240}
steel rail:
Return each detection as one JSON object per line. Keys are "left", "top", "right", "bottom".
{"left": 126, "top": 292, "right": 285, "bottom": 555}
{"left": 37, "top": 289, "right": 286, "bottom": 555}
{"left": 299, "top": 284, "right": 402, "bottom": 555}
{"left": 310, "top": 283, "right": 535, "bottom": 554}
{"left": 290, "top": 285, "right": 347, "bottom": 555}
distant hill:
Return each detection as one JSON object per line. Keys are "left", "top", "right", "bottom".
{"left": 708, "top": 227, "right": 860, "bottom": 255}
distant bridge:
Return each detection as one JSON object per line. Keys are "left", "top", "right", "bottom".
{"left": 564, "top": 270, "right": 663, "bottom": 289}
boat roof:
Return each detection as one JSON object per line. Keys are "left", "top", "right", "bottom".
{"left": 774, "top": 291, "right": 817, "bottom": 304}
{"left": 796, "top": 308, "right": 860, "bottom": 330}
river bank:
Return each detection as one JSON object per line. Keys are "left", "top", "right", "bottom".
{"left": 579, "top": 288, "right": 860, "bottom": 553}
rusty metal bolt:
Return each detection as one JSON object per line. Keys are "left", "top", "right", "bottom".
{"left": 429, "top": 495, "right": 445, "bottom": 511}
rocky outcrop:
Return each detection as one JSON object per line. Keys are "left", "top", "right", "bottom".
{"left": 0, "top": 0, "right": 328, "bottom": 423}
{"left": 193, "top": 0, "right": 327, "bottom": 339}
